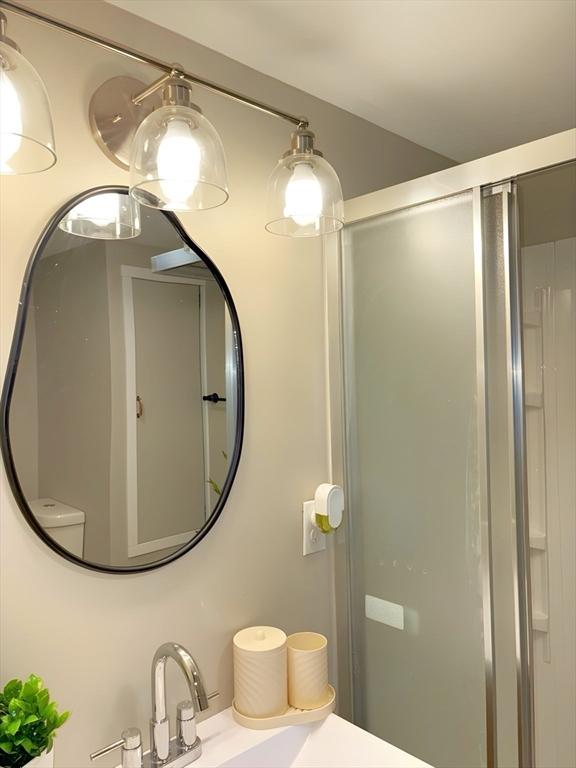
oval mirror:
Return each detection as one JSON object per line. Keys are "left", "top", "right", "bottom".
{"left": 1, "top": 187, "right": 244, "bottom": 573}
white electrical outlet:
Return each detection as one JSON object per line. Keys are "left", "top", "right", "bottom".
{"left": 302, "top": 500, "right": 326, "bottom": 556}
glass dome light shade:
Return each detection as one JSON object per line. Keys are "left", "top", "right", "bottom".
{"left": 266, "top": 152, "right": 344, "bottom": 237}
{"left": 129, "top": 104, "right": 229, "bottom": 212}
{"left": 58, "top": 192, "right": 141, "bottom": 239}
{"left": 0, "top": 41, "right": 56, "bottom": 174}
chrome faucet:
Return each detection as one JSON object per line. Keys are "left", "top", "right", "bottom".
{"left": 150, "top": 642, "right": 209, "bottom": 764}
{"left": 91, "top": 642, "right": 209, "bottom": 768}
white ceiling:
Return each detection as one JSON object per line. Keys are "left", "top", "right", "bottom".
{"left": 106, "top": 0, "right": 576, "bottom": 162}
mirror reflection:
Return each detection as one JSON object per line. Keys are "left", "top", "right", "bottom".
{"left": 8, "top": 189, "right": 242, "bottom": 570}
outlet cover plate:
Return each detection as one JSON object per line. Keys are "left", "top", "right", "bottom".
{"left": 303, "top": 500, "right": 326, "bottom": 556}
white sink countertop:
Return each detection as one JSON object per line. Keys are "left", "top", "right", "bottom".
{"left": 190, "top": 708, "right": 432, "bottom": 768}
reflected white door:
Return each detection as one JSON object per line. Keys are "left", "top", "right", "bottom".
{"left": 123, "top": 269, "right": 208, "bottom": 557}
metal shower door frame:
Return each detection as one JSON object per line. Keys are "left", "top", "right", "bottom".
{"left": 322, "top": 129, "right": 576, "bottom": 768}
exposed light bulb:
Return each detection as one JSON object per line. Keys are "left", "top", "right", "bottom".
{"left": 283, "top": 161, "right": 323, "bottom": 227}
{"left": 0, "top": 68, "right": 23, "bottom": 171}
{"left": 157, "top": 118, "right": 201, "bottom": 206}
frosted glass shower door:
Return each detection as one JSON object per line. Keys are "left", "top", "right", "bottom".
{"left": 343, "top": 192, "right": 488, "bottom": 768}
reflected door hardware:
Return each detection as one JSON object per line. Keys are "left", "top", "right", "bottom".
{"left": 302, "top": 483, "right": 345, "bottom": 556}
{"left": 202, "top": 392, "right": 226, "bottom": 403}
{"left": 136, "top": 395, "right": 143, "bottom": 418}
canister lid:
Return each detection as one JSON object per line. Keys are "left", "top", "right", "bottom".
{"left": 233, "top": 626, "right": 286, "bottom": 652}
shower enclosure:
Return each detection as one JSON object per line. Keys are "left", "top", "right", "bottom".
{"left": 326, "top": 132, "right": 575, "bottom": 768}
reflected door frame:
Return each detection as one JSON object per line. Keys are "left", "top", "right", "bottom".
{"left": 121, "top": 265, "right": 210, "bottom": 557}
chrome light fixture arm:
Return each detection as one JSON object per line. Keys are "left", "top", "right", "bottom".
{"left": 131, "top": 68, "right": 197, "bottom": 111}
{"left": 0, "top": 0, "right": 345, "bottom": 236}
{"left": 131, "top": 71, "right": 175, "bottom": 106}
{"left": 0, "top": 0, "right": 309, "bottom": 129}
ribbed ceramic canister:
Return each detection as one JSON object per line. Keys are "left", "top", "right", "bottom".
{"left": 287, "top": 632, "right": 329, "bottom": 710}
{"left": 233, "top": 626, "right": 288, "bottom": 718}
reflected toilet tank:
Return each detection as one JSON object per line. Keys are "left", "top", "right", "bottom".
{"left": 29, "top": 498, "right": 85, "bottom": 557}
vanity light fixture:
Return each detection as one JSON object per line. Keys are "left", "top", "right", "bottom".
{"left": 0, "top": 10, "right": 56, "bottom": 174}
{"left": 131, "top": 73, "right": 228, "bottom": 211}
{"left": 89, "top": 70, "right": 228, "bottom": 211}
{"left": 266, "top": 125, "right": 344, "bottom": 237}
{"left": 0, "top": 0, "right": 343, "bottom": 237}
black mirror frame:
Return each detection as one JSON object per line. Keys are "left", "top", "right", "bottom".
{"left": 0, "top": 185, "right": 245, "bottom": 574}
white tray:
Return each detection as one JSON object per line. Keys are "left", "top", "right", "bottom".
{"left": 232, "top": 685, "right": 336, "bottom": 730}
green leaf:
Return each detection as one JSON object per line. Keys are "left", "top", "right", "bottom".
{"left": 5, "top": 719, "right": 21, "bottom": 736}
{"left": 0, "top": 741, "right": 13, "bottom": 753}
{"left": 7, "top": 700, "right": 25, "bottom": 716}
{"left": 207, "top": 478, "right": 222, "bottom": 496}
{"left": 22, "top": 715, "right": 39, "bottom": 726}
{"left": 36, "top": 690, "right": 50, "bottom": 716}
{"left": 2, "top": 682, "right": 22, "bottom": 702}
{"left": 56, "top": 712, "right": 69, "bottom": 727}
{"left": 21, "top": 676, "right": 41, "bottom": 703}
{"left": 21, "top": 737, "right": 39, "bottom": 755}
{"left": 7, "top": 698, "right": 22, "bottom": 715}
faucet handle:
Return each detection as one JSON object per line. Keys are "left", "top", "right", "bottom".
{"left": 177, "top": 700, "right": 198, "bottom": 750}
{"left": 90, "top": 728, "right": 143, "bottom": 768}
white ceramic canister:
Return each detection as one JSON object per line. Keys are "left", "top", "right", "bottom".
{"left": 233, "top": 626, "right": 288, "bottom": 718}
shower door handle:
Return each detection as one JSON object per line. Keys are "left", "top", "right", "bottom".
{"left": 136, "top": 395, "right": 143, "bottom": 418}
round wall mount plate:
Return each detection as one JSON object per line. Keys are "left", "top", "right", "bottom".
{"left": 89, "top": 76, "right": 162, "bottom": 171}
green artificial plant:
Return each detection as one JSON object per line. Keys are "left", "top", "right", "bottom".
{"left": 0, "top": 675, "right": 69, "bottom": 768}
